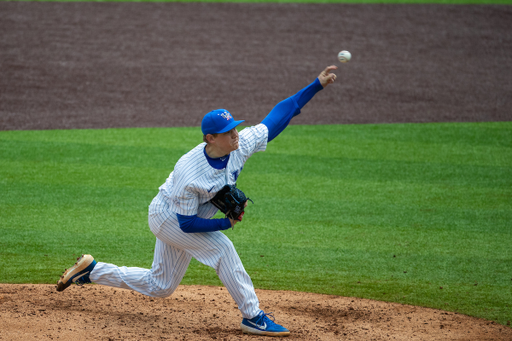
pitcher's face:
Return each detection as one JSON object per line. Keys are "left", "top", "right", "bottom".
{"left": 216, "top": 128, "right": 239, "bottom": 155}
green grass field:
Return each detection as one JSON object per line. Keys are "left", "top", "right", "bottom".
{"left": 1, "top": 122, "right": 511, "bottom": 325}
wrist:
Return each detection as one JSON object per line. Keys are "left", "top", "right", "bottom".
{"left": 221, "top": 217, "right": 232, "bottom": 230}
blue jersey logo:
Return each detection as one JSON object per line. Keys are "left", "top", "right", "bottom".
{"left": 231, "top": 167, "right": 243, "bottom": 182}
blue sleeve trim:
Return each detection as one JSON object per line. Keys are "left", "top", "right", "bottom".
{"left": 261, "top": 78, "right": 323, "bottom": 142}
{"left": 293, "top": 78, "right": 324, "bottom": 110}
{"left": 177, "top": 213, "right": 231, "bottom": 233}
{"left": 261, "top": 98, "right": 299, "bottom": 142}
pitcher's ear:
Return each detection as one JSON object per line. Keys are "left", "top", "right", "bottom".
{"left": 204, "top": 134, "right": 217, "bottom": 144}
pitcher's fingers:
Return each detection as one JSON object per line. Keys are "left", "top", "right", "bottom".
{"left": 324, "top": 65, "right": 338, "bottom": 73}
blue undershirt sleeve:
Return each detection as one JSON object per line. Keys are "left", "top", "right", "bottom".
{"left": 261, "top": 78, "right": 324, "bottom": 142}
{"left": 177, "top": 213, "right": 232, "bottom": 233}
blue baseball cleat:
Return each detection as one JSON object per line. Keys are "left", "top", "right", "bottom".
{"left": 241, "top": 311, "right": 290, "bottom": 337}
{"left": 56, "top": 254, "right": 97, "bottom": 292}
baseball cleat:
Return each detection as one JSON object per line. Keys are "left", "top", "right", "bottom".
{"left": 56, "top": 254, "right": 97, "bottom": 292}
{"left": 241, "top": 311, "right": 290, "bottom": 337}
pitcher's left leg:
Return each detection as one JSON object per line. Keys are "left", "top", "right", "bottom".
{"left": 153, "top": 223, "right": 260, "bottom": 319}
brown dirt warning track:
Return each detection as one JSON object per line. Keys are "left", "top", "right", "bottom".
{"left": 1, "top": 2, "right": 511, "bottom": 340}
{"left": 1, "top": 2, "right": 511, "bottom": 131}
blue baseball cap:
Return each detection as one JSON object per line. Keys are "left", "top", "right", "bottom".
{"left": 201, "top": 109, "right": 245, "bottom": 135}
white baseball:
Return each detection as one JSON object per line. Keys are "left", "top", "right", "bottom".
{"left": 338, "top": 50, "right": 351, "bottom": 63}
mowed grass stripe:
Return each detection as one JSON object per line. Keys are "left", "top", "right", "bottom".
{"left": 1, "top": 122, "right": 511, "bottom": 325}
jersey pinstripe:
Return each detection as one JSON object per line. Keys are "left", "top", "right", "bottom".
{"left": 90, "top": 123, "right": 268, "bottom": 319}
{"left": 159, "top": 123, "right": 268, "bottom": 218}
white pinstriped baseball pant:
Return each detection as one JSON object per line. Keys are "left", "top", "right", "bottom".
{"left": 89, "top": 192, "right": 260, "bottom": 319}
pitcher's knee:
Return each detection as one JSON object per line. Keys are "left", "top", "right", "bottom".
{"left": 150, "top": 284, "right": 176, "bottom": 298}
{"left": 217, "top": 238, "right": 237, "bottom": 256}
{"left": 208, "top": 239, "right": 240, "bottom": 270}
{"left": 146, "top": 276, "right": 178, "bottom": 298}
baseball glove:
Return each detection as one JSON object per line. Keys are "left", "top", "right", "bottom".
{"left": 210, "top": 184, "right": 253, "bottom": 221}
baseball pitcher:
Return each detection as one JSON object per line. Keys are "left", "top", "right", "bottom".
{"left": 56, "top": 65, "right": 338, "bottom": 337}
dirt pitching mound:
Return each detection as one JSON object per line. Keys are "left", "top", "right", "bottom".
{"left": 1, "top": 284, "right": 510, "bottom": 340}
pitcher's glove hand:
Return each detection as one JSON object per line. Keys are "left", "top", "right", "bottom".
{"left": 210, "top": 185, "right": 253, "bottom": 221}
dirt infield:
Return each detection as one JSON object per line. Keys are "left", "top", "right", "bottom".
{"left": 1, "top": 2, "right": 511, "bottom": 340}
{"left": 1, "top": 284, "right": 512, "bottom": 341}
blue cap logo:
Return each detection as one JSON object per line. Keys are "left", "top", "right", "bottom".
{"left": 220, "top": 111, "right": 232, "bottom": 121}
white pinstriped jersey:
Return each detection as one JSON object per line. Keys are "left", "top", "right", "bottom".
{"left": 159, "top": 123, "right": 268, "bottom": 219}
{"left": 88, "top": 77, "right": 324, "bottom": 323}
